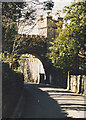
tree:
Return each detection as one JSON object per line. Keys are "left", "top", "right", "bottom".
{"left": 49, "top": 1, "right": 86, "bottom": 73}
{"left": 43, "top": 0, "right": 54, "bottom": 10}
{"left": 2, "top": 2, "right": 26, "bottom": 65}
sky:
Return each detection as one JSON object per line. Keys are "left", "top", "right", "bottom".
{"left": 51, "top": 0, "right": 73, "bottom": 16}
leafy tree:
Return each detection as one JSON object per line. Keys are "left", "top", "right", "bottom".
{"left": 49, "top": 1, "right": 86, "bottom": 73}
{"left": 2, "top": 2, "right": 26, "bottom": 51}
{"left": 2, "top": 2, "right": 27, "bottom": 67}
{"left": 43, "top": 0, "right": 54, "bottom": 10}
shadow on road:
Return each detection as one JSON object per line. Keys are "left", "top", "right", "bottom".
{"left": 19, "top": 83, "right": 68, "bottom": 118}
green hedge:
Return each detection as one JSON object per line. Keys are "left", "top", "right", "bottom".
{"left": 2, "top": 63, "right": 24, "bottom": 118}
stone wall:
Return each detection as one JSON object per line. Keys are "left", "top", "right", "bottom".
{"left": 67, "top": 72, "right": 86, "bottom": 96}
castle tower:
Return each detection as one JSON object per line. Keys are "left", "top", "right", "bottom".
{"left": 38, "top": 13, "right": 63, "bottom": 41}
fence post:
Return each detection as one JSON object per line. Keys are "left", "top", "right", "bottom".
{"left": 67, "top": 71, "right": 70, "bottom": 90}
{"left": 84, "top": 76, "right": 86, "bottom": 96}
{"left": 77, "top": 75, "right": 80, "bottom": 93}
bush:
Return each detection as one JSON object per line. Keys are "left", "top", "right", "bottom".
{"left": 2, "top": 63, "right": 24, "bottom": 118}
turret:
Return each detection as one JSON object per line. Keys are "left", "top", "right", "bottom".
{"left": 38, "top": 12, "right": 63, "bottom": 41}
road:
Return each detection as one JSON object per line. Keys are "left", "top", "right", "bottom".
{"left": 12, "top": 82, "right": 86, "bottom": 118}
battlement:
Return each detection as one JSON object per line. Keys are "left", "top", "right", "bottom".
{"left": 21, "top": 34, "right": 47, "bottom": 39}
{"left": 38, "top": 14, "right": 63, "bottom": 41}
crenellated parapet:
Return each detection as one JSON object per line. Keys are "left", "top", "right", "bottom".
{"left": 21, "top": 34, "right": 46, "bottom": 39}
{"left": 12, "top": 34, "right": 48, "bottom": 58}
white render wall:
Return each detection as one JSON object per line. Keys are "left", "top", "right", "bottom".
{"left": 20, "top": 58, "right": 45, "bottom": 83}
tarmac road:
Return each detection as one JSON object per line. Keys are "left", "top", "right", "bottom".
{"left": 12, "top": 82, "right": 86, "bottom": 118}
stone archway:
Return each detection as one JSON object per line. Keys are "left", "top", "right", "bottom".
{"left": 11, "top": 34, "right": 51, "bottom": 84}
{"left": 11, "top": 34, "right": 66, "bottom": 87}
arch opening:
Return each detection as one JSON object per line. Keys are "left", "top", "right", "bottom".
{"left": 19, "top": 53, "right": 47, "bottom": 84}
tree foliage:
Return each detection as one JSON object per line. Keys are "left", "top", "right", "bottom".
{"left": 43, "top": 0, "right": 54, "bottom": 10}
{"left": 49, "top": 1, "right": 86, "bottom": 72}
{"left": 2, "top": 2, "right": 26, "bottom": 52}
{"left": 2, "top": 2, "right": 26, "bottom": 66}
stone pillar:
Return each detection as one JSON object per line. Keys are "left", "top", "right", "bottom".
{"left": 75, "top": 76, "right": 77, "bottom": 92}
{"left": 32, "top": 59, "right": 34, "bottom": 80}
{"left": 37, "top": 60, "right": 40, "bottom": 84}
{"left": 81, "top": 75, "right": 84, "bottom": 94}
{"left": 84, "top": 76, "right": 86, "bottom": 96}
{"left": 77, "top": 75, "right": 81, "bottom": 93}
{"left": 74, "top": 76, "right": 77, "bottom": 92}
{"left": 71, "top": 75, "right": 76, "bottom": 92}
{"left": 67, "top": 71, "right": 70, "bottom": 90}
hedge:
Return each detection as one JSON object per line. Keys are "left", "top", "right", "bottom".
{"left": 2, "top": 63, "right": 24, "bottom": 118}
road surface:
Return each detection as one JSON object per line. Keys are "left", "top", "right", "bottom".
{"left": 12, "top": 82, "right": 86, "bottom": 118}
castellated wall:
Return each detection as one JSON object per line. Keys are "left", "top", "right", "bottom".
{"left": 38, "top": 15, "right": 57, "bottom": 40}
{"left": 20, "top": 58, "right": 45, "bottom": 83}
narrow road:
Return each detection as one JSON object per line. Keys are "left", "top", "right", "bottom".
{"left": 12, "top": 82, "right": 86, "bottom": 118}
